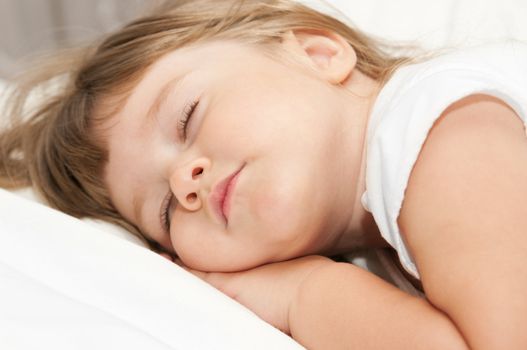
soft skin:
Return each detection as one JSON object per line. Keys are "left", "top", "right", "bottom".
{"left": 103, "top": 30, "right": 384, "bottom": 272}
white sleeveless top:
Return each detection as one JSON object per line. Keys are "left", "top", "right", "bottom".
{"left": 361, "top": 41, "right": 527, "bottom": 279}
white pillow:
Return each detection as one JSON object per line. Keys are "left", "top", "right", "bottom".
{"left": 0, "top": 189, "right": 303, "bottom": 350}
{"left": 317, "top": 0, "right": 527, "bottom": 50}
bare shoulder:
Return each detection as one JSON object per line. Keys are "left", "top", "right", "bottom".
{"left": 399, "top": 93, "right": 527, "bottom": 244}
{"left": 398, "top": 94, "right": 527, "bottom": 347}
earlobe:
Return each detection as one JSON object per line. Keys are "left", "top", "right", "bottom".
{"left": 282, "top": 29, "right": 357, "bottom": 84}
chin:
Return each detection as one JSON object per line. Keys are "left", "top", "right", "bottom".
{"left": 182, "top": 250, "right": 265, "bottom": 273}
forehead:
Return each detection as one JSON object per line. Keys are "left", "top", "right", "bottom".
{"left": 113, "top": 40, "right": 268, "bottom": 122}
{"left": 102, "top": 38, "right": 285, "bottom": 138}
{"left": 144, "top": 39, "right": 267, "bottom": 81}
{"left": 103, "top": 39, "right": 273, "bottom": 149}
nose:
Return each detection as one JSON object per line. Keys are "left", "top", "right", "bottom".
{"left": 169, "top": 157, "right": 211, "bottom": 211}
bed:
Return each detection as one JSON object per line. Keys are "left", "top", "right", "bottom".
{"left": 1, "top": 0, "right": 525, "bottom": 348}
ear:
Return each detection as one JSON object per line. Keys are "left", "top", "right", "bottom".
{"left": 281, "top": 29, "right": 357, "bottom": 84}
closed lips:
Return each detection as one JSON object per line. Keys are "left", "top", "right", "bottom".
{"left": 210, "top": 164, "right": 244, "bottom": 224}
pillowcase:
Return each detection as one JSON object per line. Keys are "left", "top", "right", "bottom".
{"left": 319, "top": 0, "right": 527, "bottom": 49}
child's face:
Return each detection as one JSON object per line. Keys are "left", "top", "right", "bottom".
{"left": 103, "top": 37, "right": 363, "bottom": 272}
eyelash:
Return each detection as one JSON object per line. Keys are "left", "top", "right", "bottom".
{"left": 178, "top": 99, "right": 199, "bottom": 140}
{"left": 160, "top": 191, "right": 173, "bottom": 234}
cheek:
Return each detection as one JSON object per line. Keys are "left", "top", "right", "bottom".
{"left": 169, "top": 212, "right": 210, "bottom": 268}
{"left": 169, "top": 210, "right": 266, "bottom": 272}
{"left": 238, "top": 163, "right": 323, "bottom": 248}
{"left": 247, "top": 179, "right": 301, "bottom": 234}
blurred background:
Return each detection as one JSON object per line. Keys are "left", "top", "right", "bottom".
{"left": 0, "top": 0, "right": 525, "bottom": 80}
{"left": 0, "top": 0, "right": 151, "bottom": 79}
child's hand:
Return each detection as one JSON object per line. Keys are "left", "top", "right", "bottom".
{"left": 181, "top": 255, "right": 334, "bottom": 334}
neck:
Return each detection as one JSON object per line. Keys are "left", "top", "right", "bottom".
{"left": 323, "top": 70, "right": 387, "bottom": 255}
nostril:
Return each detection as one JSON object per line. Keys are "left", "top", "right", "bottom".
{"left": 186, "top": 193, "right": 198, "bottom": 203}
{"left": 192, "top": 167, "right": 203, "bottom": 179}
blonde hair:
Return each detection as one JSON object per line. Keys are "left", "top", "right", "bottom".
{"left": 0, "top": 0, "right": 411, "bottom": 246}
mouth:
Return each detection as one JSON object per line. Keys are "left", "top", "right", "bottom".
{"left": 209, "top": 164, "right": 245, "bottom": 225}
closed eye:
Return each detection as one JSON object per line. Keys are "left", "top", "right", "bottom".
{"left": 178, "top": 99, "right": 199, "bottom": 141}
{"left": 160, "top": 191, "right": 174, "bottom": 234}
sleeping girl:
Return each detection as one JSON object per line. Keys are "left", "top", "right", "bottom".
{"left": 1, "top": 0, "right": 526, "bottom": 348}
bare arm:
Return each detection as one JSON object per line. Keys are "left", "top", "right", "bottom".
{"left": 398, "top": 94, "right": 527, "bottom": 349}
{"left": 289, "top": 261, "right": 469, "bottom": 349}
{"left": 188, "top": 254, "right": 468, "bottom": 349}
